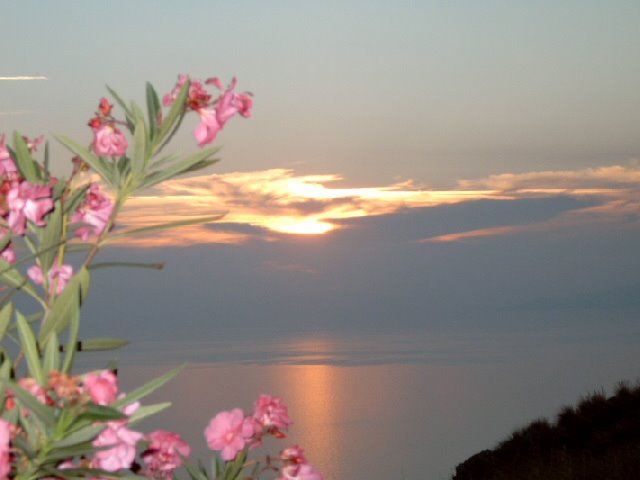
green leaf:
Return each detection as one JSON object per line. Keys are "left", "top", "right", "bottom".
{"left": 89, "top": 261, "right": 165, "bottom": 271}
{"left": 63, "top": 183, "right": 90, "bottom": 215}
{"left": 224, "top": 450, "right": 247, "bottom": 480}
{"left": 140, "top": 147, "right": 220, "bottom": 189}
{"left": 128, "top": 401, "right": 172, "bottom": 426}
{"left": 39, "top": 267, "right": 90, "bottom": 344}
{"left": 108, "top": 215, "right": 223, "bottom": 241}
{"left": 130, "top": 104, "right": 148, "bottom": 176}
{"left": 51, "top": 423, "right": 104, "bottom": 449}
{"left": 106, "top": 85, "right": 134, "bottom": 128}
{"left": 12, "top": 132, "right": 41, "bottom": 182}
{"left": 37, "top": 200, "right": 63, "bottom": 273}
{"left": 54, "top": 134, "right": 115, "bottom": 186}
{"left": 0, "top": 303, "right": 13, "bottom": 341}
{"left": 0, "top": 233, "right": 10, "bottom": 253}
{"left": 146, "top": 81, "right": 162, "bottom": 140}
{"left": 154, "top": 79, "right": 190, "bottom": 153}
{"left": 0, "top": 259, "right": 44, "bottom": 306}
{"left": 76, "top": 337, "right": 129, "bottom": 351}
{"left": 61, "top": 303, "right": 80, "bottom": 373}
{"left": 45, "top": 441, "right": 97, "bottom": 462}
{"left": 184, "top": 459, "right": 209, "bottom": 480}
{"left": 149, "top": 152, "right": 180, "bottom": 170}
{"left": 0, "top": 357, "right": 12, "bottom": 381}
{"left": 43, "top": 140, "right": 51, "bottom": 180}
{"left": 8, "top": 380, "right": 56, "bottom": 426}
{"left": 16, "top": 311, "right": 45, "bottom": 385}
{"left": 43, "top": 332, "right": 60, "bottom": 373}
{"left": 74, "top": 403, "right": 127, "bottom": 423}
{"left": 112, "top": 365, "right": 183, "bottom": 408}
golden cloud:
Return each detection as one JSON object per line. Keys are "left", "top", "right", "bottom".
{"left": 115, "top": 164, "right": 640, "bottom": 247}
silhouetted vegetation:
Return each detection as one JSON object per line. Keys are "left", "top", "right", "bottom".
{"left": 452, "top": 380, "right": 640, "bottom": 480}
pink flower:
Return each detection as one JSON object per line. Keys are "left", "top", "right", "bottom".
{"left": 213, "top": 77, "right": 253, "bottom": 122}
{"left": 193, "top": 77, "right": 253, "bottom": 147}
{"left": 7, "top": 180, "right": 54, "bottom": 235}
{"left": 18, "top": 377, "right": 50, "bottom": 405}
{"left": 27, "top": 262, "right": 73, "bottom": 295}
{"left": 194, "top": 108, "right": 223, "bottom": 146}
{"left": 0, "top": 419, "right": 10, "bottom": 480}
{"left": 0, "top": 135, "right": 18, "bottom": 179}
{"left": 142, "top": 430, "right": 191, "bottom": 478}
{"left": 83, "top": 370, "right": 118, "bottom": 405}
{"left": 92, "top": 403, "right": 143, "bottom": 472}
{"left": 279, "top": 463, "right": 324, "bottom": 480}
{"left": 0, "top": 228, "right": 16, "bottom": 263}
{"left": 204, "top": 408, "right": 256, "bottom": 461}
{"left": 280, "top": 445, "right": 308, "bottom": 465}
{"left": 164, "top": 74, "right": 252, "bottom": 147}
{"left": 92, "top": 124, "right": 128, "bottom": 157}
{"left": 24, "top": 135, "right": 44, "bottom": 153}
{"left": 253, "top": 394, "right": 292, "bottom": 431}
{"left": 72, "top": 183, "right": 113, "bottom": 240}
{"left": 163, "top": 74, "right": 211, "bottom": 110}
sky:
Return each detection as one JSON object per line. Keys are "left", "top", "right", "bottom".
{"left": 1, "top": 1, "right": 640, "bottom": 341}
{"left": 3, "top": 3, "right": 640, "bottom": 477}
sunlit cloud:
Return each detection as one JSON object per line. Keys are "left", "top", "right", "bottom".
{"left": 0, "top": 75, "right": 48, "bottom": 81}
{"left": 115, "top": 164, "right": 640, "bottom": 247}
{"left": 118, "top": 169, "right": 502, "bottom": 246}
{"left": 0, "top": 110, "right": 32, "bottom": 116}
{"left": 421, "top": 165, "right": 640, "bottom": 243}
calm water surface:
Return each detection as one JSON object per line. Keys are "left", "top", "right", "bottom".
{"left": 82, "top": 329, "right": 640, "bottom": 480}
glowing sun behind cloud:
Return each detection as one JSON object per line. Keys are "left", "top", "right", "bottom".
{"left": 118, "top": 169, "right": 501, "bottom": 246}
{"left": 115, "top": 164, "right": 640, "bottom": 248}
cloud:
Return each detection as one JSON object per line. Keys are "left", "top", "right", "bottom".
{"left": 421, "top": 165, "right": 640, "bottom": 243}
{"left": 114, "top": 164, "right": 640, "bottom": 247}
{"left": 117, "top": 169, "right": 501, "bottom": 246}
{"left": 0, "top": 76, "right": 48, "bottom": 81}
{"left": 0, "top": 110, "right": 32, "bottom": 116}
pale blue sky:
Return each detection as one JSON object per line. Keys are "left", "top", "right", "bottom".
{"left": 1, "top": 0, "right": 639, "bottom": 342}
{"left": 4, "top": 5, "right": 640, "bottom": 477}
{"left": 2, "top": 1, "right": 640, "bottom": 185}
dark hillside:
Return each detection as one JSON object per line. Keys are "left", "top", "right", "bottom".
{"left": 452, "top": 381, "right": 640, "bottom": 480}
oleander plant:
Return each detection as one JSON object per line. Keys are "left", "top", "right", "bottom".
{"left": 0, "top": 75, "right": 322, "bottom": 480}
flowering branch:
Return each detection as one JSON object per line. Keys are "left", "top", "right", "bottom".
{"left": 0, "top": 75, "right": 322, "bottom": 480}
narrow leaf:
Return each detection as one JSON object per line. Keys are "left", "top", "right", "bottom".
{"left": 63, "top": 183, "right": 91, "bottom": 215}
{"left": 43, "top": 333, "right": 60, "bottom": 373}
{"left": 0, "top": 259, "right": 44, "bottom": 306}
{"left": 43, "top": 140, "right": 50, "bottom": 179}
{"left": 61, "top": 304, "right": 80, "bottom": 373}
{"left": 0, "top": 303, "right": 13, "bottom": 341}
{"left": 128, "top": 401, "right": 172, "bottom": 426}
{"left": 140, "top": 147, "right": 220, "bottom": 189}
{"left": 51, "top": 423, "right": 104, "bottom": 449}
{"left": 184, "top": 459, "right": 209, "bottom": 480}
{"left": 76, "top": 337, "right": 129, "bottom": 351}
{"left": 39, "top": 267, "right": 90, "bottom": 343}
{"left": 16, "top": 311, "right": 45, "bottom": 385}
{"left": 74, "top": 403, "right": 127, "bottom": 423}
{"left": 9, "top": 381, "right": 56, "bottom": 426}
{"left": 37, "top": 200, "right": 63, "bottom": 272}
{"left": 112, "top": 365, "right": 183, "bottom": 408}
{"left": 109, "top": 215, "right": 223, "bottom": 240}
{"left": 131, "top": 106, "right": 148, "bottom": 176}
{"left": 146, "top": 81, "right": 161, "bottom": 140}
{"left": 154, "top": 80, "right": 190, "bottom": 152}
{"left": 105, "top": 85, "right": 134, "bottom": 125}
{"left": 89, "top": 261, "right": 165, "bottom": 271}
{"left": 54, "top": 134, "right": 114, "bottom": 186}
{"left": 12, "top": 132, "right": 40, "bottom": 182}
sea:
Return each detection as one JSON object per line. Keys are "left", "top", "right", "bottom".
{"left": 78, "top": 326, "right": 640, "bottom": 480}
